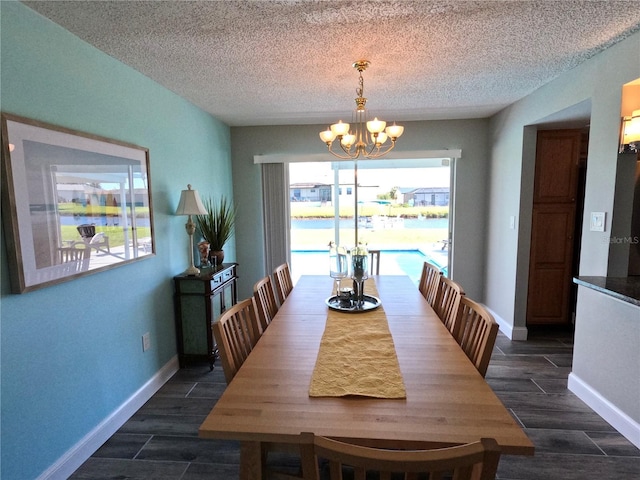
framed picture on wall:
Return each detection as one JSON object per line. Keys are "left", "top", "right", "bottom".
{"left": 1, "top": 113, "right": 155, "bottom": 293}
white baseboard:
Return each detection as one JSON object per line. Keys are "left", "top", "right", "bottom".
{"left": 485, "top": 306, "right": 528, "bottom": 340}
{"left": 38, "top": 355, "right": 180, "bottom": 480}
{"left": 568, "top": 372, "right": 640, "bottom": 449}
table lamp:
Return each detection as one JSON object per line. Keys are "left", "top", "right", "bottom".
{"left": 176, "top": 184, "right": 208, "bottom": 275}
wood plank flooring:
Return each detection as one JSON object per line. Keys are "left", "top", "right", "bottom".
{"left": 70, "top": 329, "right": 640, "bottom": 480}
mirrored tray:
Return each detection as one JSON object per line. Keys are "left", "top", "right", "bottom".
{"left": 325, "top": 294, "right": 382, "bottom": 313}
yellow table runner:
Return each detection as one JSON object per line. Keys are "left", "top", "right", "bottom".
{"left": 309, "top": 279, "right": 407, "bottom": 398}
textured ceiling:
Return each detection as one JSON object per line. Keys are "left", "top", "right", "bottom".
{"left": 23, "top": 1, "right": 640, "bottom": 126}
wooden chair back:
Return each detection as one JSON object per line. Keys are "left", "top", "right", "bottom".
{"left": 211, "top": 297, "right": 261, "bottom": 384}
{"left": 433, "top": 276, "right": 465, "bottom": 339}
{"left": 418, "top": 261, "right": 442, "bottom": 307}
{"left": 368, "top": 249, "right": 381, "bottom": 275}
{"left": 456, "top": 296, "right": 500, "bottom": 377}
{"left": 273, "top": 262, "right": 294, "bottom": 305}
{"left": 253, "top": 275, "right": 279, "bottom": 332}
{"left": 300, "top": 432, "right": 501, "bottom": 480}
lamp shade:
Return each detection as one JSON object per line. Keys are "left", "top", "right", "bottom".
{"left": 386, "top": 123, "right": 404, "bottom": 139}
{"left": 319, "top": 128, "right": 336, "bottom": 144}
{"left": 176, "top": 184, "right": 208, "bottom": 216}
{"left": 331, "top": 120, "right": 350, "bottom": 136}
{"left": 623, "top": 109, "right": 640, "bottom": 144}
{"left": 366, "top": 118, "right": 386, "bottom": 134}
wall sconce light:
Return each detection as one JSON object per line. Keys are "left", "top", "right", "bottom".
{"left": 620, "top": 109, "right": 640, "bottom": 153}
{"left": 175, "top": 184, "right": 208, "bottom": 275}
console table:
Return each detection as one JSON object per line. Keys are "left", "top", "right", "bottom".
{"left": 173, "top": 263, "right": 238, "bottom": 370}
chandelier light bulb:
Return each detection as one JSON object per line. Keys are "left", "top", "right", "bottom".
{"left": 366, "top": 117, "right": 386, "bottom": 134}
{"left": 386, "top": 123, "right": 404, "bottom": 140}
{"left": 373, "top": 131, "right": 388, "bottom": 146}
{"left": 320, "top": 128, "right": 336, "bottom": 144}
{"left": 341, "top": 133, "right": 356, "bottom": 148}
{"left": 331, "top": 120, "right": 350, "bottom": 137}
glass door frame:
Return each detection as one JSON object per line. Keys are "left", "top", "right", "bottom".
{"left": 255, "top": 149, "right": 461, "bottom": 278}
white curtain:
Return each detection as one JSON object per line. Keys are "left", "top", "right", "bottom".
{"left": 261, "top": 163, "right": 291, "bottom": 274}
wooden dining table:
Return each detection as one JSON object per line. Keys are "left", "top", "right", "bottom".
{"left": 199, "top": 275, "right": 534, "bottom": 479}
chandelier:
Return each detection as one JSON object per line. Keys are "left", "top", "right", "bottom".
{"left": 319, "top": 60, "right": 404, "bottom": 159}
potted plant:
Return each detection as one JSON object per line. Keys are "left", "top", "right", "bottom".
{"left": 196, "top": 195, "right": 236, "bottom": 267}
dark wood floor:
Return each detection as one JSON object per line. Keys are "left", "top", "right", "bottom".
{"left": 70, "top": 329, "right": 640, "bottom": 480}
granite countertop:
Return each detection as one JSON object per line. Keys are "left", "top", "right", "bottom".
{"left": 574, "top": 276, "right": 640, "bottom": 307}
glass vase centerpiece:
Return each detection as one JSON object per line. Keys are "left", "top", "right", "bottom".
{"left": 329, "top": 241, "right": 349, "bottom": 296}
{"left": 351, "top": 244, "right": 369, "bottom": 309}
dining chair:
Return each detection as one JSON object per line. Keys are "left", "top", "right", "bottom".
{"left": 253, "top": 275, "right": 279, "bottom": 332}
{"left": 455, "top": 296, "right": 500, "bottom": 377}
{"left": 299, "top": 432, "right": 502, "bottom": 480}
{"left": 273, "top": 262, "right": 294, "bottom": 305}
{"left": 212, "top": 296, "right": 301, "bottom": 478}
{"left": 211, "top": 297, "right": 261, "bottom": 384}
{"left": 418, "top": 261, "right": 442, "bottom": 307}
{"left": 433, "top": 276, "right": 465, "bottom": 339}
{"left": 369, "top": 249, "right": 381, "bottom": 275}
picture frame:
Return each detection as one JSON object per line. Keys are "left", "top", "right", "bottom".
{"left": 1, "top": 113, "right": 155, "bottom": 293}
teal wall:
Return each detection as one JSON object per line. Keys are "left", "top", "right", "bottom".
{"left": 0, "top": 3, "right": 233, "bottom": 479}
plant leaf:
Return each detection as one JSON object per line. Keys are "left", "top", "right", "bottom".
{"left": 195, "top": 195, "right": 236, "bottom": 251}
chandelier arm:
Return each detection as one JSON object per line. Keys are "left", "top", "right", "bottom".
{"left": 326, "top": 139, "right": 398, "bottom": 160}
{"left": 326, "top": 144, "right": 358, "bottom": 160}
{"left": 363, "top": 141, "right": 397, "bottom": 159}
{"left": 341, "top": 141, "right": 360, "bottom": 159}
{"left": 362, "top": 143, "right": 381, "bottom": 158}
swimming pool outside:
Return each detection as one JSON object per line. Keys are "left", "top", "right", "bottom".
{"left": 290, "top": 248, "right": 448, "bottom": 287}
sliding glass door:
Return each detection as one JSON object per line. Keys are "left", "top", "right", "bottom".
{"left": 288, "top": 158, "right": 451, "bottom": 284}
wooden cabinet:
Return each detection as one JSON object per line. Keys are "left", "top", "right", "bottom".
{"left": 528, "top": 203, "right": 576, "bottom": 324}
{"left": 173, "top": 263, "right": 238, "bottom": 369}
{"left": 533, "top": 130, "right": 581, "bottom": 204}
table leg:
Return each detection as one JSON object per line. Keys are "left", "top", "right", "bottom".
{"left": 239, "top": 441, "right": 263, "bottom": 480}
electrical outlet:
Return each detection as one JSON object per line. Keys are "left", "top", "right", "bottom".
{"left": 142, "top": 332, "right": 151, "bottom": 352}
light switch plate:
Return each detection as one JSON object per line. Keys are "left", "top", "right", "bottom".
{"left": 590, "top": 212, "right": 606, "bottom": 232}
{"left": 142, "top": 332, "right": 151, "bottom": 352}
